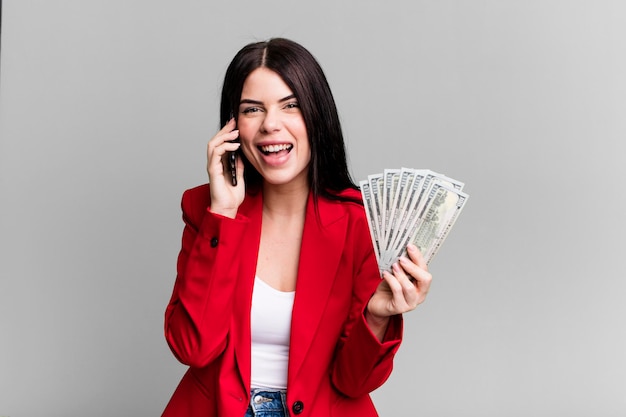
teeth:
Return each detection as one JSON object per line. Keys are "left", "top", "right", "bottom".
{"left": 260, "top": 144, "right": 292, "bottom": 153}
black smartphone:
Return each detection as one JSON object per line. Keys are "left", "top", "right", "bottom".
{"left": 228, "top": 149, "right": 238, "bottom": 186}
{"left": 227, "top": 113, "right": 239, "bottom": 186}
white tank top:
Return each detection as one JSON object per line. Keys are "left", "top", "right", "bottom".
{"left": 250, "top": 276, "right": 295, "bottom": 389}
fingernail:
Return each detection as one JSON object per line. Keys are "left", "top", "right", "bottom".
{"left": 399, "top": 256, "right": 409, "bottom": 264}
{"left": 407, "top": 243, "right": 417, "bottom": 251}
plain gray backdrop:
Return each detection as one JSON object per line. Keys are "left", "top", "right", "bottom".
{"left": 1, "top": 1, "right": 625, "bottom": 416}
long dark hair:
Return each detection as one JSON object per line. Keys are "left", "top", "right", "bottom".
{"left": 220, "top": 38, "right": 360, "bottom": 204}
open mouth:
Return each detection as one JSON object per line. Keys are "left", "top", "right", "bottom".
{"left": 259, "top": 144, "right": 293, "bottom": 155}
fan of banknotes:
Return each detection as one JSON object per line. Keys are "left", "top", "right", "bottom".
{"left": 360, "top": 168, "right": 469, "bottom": 273}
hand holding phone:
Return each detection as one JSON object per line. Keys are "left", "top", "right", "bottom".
{"left": 206, "top": 117, "right": 243, "bottom": 218}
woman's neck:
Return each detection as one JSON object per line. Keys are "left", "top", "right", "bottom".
{"left": 262, "top": 181, "right": 310, "bottom": 219}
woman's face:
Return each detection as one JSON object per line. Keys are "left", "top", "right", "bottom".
{"left": 237, "top": 67, "right": 311, "bottom": 189}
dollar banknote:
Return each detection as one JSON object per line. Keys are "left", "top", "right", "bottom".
{"left": 361, "top": 168, "right": 469, "bottom": 273}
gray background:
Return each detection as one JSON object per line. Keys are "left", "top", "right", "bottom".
{"left": 1, "top": 1, "right": 625, "bottom": 416}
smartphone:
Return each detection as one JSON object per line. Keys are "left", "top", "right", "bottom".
{"left": 227, "top": 113, "right": 239, "bottom": 186}
{"left": 228, "top": 149, "right": 238, "bottom": 186}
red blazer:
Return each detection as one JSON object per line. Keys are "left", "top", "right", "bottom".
{"left": 162, "top": 184, "right": 403, "bottom": 417}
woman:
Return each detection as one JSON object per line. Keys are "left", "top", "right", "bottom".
{"left": 163, "top": 38, "right": 432, "bottom": 417}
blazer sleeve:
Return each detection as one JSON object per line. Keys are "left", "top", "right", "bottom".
{"left": 330, "top": 206, "right": 404, "bottom": 397}
{"left": 164, "top": 186, "right": 249, "bottom": 368}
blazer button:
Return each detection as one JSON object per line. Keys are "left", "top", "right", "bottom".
{"left": 210, "top": 237, "right": 218, "bottom": 248}
{"left": 292, "top": 400, "right": 304, "bottom": 414}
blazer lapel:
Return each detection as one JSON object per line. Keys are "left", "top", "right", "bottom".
{"left": 289, "top": 194, "right": 349, "bottom": 381}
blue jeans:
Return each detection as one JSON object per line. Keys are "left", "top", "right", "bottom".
{"left": 244, "top": 388, "right": 289, "bottom": 417}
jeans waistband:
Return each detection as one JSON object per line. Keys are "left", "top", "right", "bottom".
{"left": 246, "top": 388, "right": 289, "bottom": 417}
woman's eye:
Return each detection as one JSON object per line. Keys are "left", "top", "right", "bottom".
{"left": 242, "top": 107, "right": 261, "bottom": 114}
{"left": 284, "top": 102, "right": 300, "bottom": 110}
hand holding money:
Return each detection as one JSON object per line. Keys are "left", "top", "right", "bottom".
{"left": 365, "top": 242, "right": 432, "bottom": 338}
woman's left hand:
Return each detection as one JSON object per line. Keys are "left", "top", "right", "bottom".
{"left": 366, "top": 243, "right": 432, "bottom": 323}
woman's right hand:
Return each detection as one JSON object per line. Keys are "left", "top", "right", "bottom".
{"left": 206, "top": 118, "right": 245, "bottom": 218}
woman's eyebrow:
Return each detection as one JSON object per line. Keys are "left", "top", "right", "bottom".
{"left": 239, "top": 98, "right": 263, "bottom": 105}
{"left": 239, "top": 94, "right": 296, "bottom": 105}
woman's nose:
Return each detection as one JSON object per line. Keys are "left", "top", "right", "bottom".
{"left": 260, "top": 108, "right": 281, "bottom": 133}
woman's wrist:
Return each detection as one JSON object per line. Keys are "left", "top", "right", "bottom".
{"left": 209, "top": 206, "right": 238, "bottom": 219}
{"left": 364, "top": 308, "right": 390, "bottom": 341}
